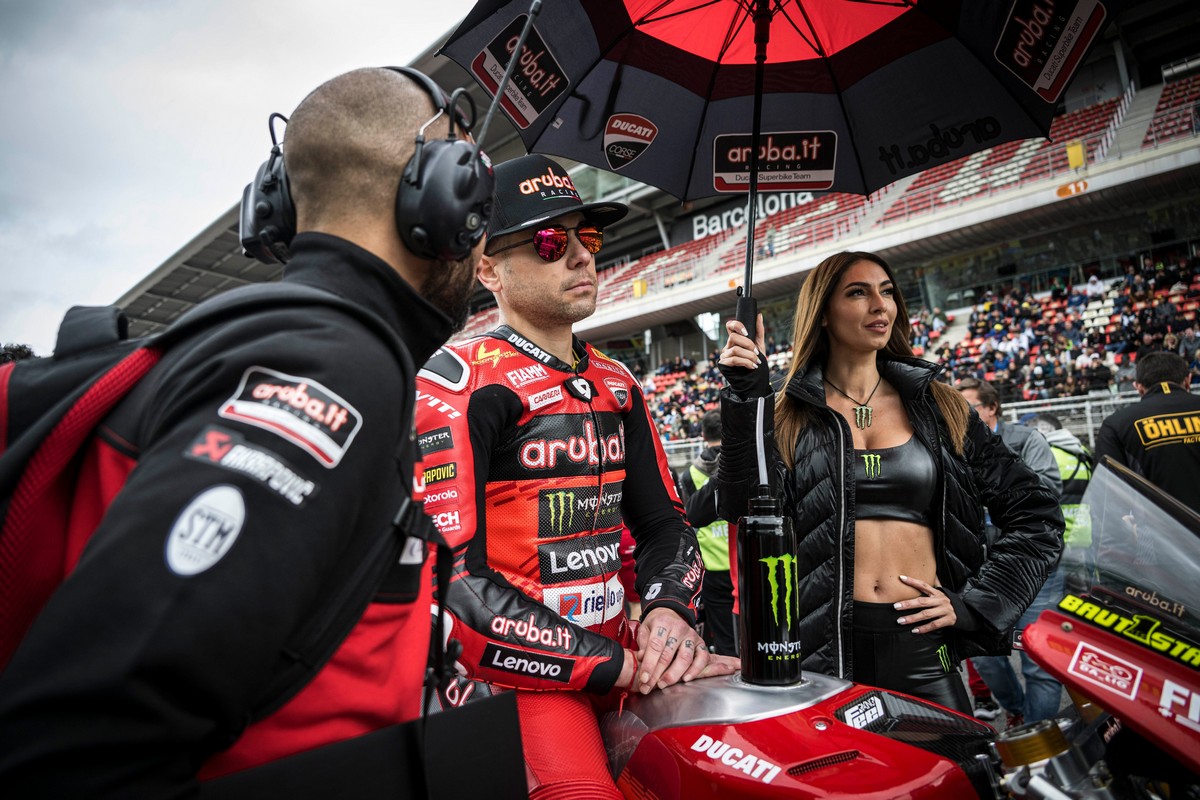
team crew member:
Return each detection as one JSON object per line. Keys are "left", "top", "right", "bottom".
{"left": 1096, "top": 351, "right": 1200, "bottom": 515}
{"left": 0, "top": 68, "right": 485, "bottom": 796}
{"left": 416, "top": 154, "right": 738, "bottom": 799}
{"left": 717, "top": 251, "right": 1062, "bottom": 713}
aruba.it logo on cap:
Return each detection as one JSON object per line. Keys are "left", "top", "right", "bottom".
{"left": 518, "top": 167, "right": 579, "bottom": 199}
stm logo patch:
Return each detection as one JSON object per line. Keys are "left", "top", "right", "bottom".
{"left": 604, "top": 113, "right": 657, "bottom": 170}
{"left": 165, "top": 485, "right": 245, "bottom": 576}
{"left": 219, "top": 367, "right": 361, "bottom": 468}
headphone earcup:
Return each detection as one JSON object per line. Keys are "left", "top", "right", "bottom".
{"left": 239, "top": 146, "right": 296, "bottom": 265}
{"left": 396, "top": 138, "right": 494, "bottom": 262}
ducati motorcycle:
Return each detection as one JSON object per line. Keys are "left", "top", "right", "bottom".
{"left": 601, "top": 460, "right": 1199, "bottom": 798}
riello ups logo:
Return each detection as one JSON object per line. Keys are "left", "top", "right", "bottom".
{"left": 757, "top": 554, "right": 802, "bottom": 659}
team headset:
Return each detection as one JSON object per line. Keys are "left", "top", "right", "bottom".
{"left": 238, "top": 66, "right": 494, "bottom": 265}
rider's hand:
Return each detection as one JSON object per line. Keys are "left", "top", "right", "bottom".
{"left": 635, "top": 608, "right": 738, "bottom": 693}
{"left": 894, "top": 575, "right": 956, "bottom": 634}
{"left": 718, "top": 315, "right": 769, "bottom": 399}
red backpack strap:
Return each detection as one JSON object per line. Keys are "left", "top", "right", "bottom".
{"left": 0, "top": 345, "right": 163, "bottom": 669}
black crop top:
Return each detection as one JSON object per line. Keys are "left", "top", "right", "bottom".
{"left": 853, "top": 436, "right": 936, "bottom": 525}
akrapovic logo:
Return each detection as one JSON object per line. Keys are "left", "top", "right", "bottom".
{"left": 219, "top": 367, "right": 362, "bottom": 468}
{"left": 861, "top": 453, "right": 882, "bottom": 479}
{"left": 482, "top": 643, "right": 573, "bottom": 683}
{"left": 418, "top": 426, "right": 454, "bottom": 455}
{"left": 538, "top": 484, "right": 623, "bottom": 537}
{"left": 423, "top": 462, "right": 457, "bottom": 485}
{"left": 604, "top": 113, "right": 657, "bottom": 170}
{"left": 1134, "top": 412, "right": 1200, "bottom": 448}
{"left": 538, "top": 531, "right": 622, "bottom": 585}
{"left": 184, "top": 426, "right": 317, "bottom": 507}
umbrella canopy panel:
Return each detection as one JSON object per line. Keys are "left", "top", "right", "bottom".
{"left": 444, "top": 0, "right": 1116, "bottom": 199}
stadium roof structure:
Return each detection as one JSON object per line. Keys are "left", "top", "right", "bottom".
{"left": 117, "top": 2, "right": 1200, "bottom": 345}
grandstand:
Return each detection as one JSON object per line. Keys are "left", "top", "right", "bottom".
{"left": 114, "top": 4, "right": 1200, "bottom": 446}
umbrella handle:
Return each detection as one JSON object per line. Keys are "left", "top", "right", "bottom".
{"left": 735, "top": 294, "right": 759, "bottom": 340}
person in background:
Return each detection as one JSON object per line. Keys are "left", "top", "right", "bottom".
{"left": 957, "top": 378, "right": 1063, "bottom": 727}
{"left": 717, "top": 251, "right": 1062, "bottom": 715}
{"left": 1096, "top": 351, "right": 1200, "bottom": 515}
{"left": 1030, "top": 414, "right": 1095, "bottom": 593}
{"left": 676, "top": 410, "right": 736, "bottom": 655}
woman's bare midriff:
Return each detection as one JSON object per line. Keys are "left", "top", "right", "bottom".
{"left": 853, "top": 518, "right": 940, "bottom": 602}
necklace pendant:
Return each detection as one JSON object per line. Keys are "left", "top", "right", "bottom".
{"left": 853, "top": 404, "right": 873, "bottom": 429}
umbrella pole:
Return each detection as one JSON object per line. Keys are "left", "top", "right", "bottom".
{"left": 734, "top": 0, "right": 772, "bottom": 336}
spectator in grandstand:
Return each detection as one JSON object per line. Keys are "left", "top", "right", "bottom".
{"left": 1050, "top": 275, "right": 1068, "bottom": 301}
{"left": 1086, "top": 274, "right": 1106, "bottom": 299}
{"left": 1155, "top": 295, "right": 1180, "bottom": 332}
{"left": 957, "top": 378, "right": 1063, "bottom": 727}
{"left": 1096, "top": 351, "right": 1200, "bottom": 515}
{"left": 716, "top": 250, "right": 1062, "bottom": 716}
{"left": 1135, "top": 331, "right": 1162, "bottom": 362}
{"left": 1066, "top": 287, "right": 1087, "bottom": 310}
{"left": 1082, "top": 353, "right": 1115, "bottom": 396}
{"left": 1180, "top": 327, "right": 1200, "bottom": 363}
{"left": 1130, "top": 274, "right": 1151, "bottom": 304}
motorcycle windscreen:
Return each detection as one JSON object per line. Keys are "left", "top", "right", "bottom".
{"left": 1070, "top": 458, "right": 1200, "bottom": 640}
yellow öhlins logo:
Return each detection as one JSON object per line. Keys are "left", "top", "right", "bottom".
{"left": 760, "top": 554, "right": 798, "bottom": 630}
{"left": 1134, "top": 412, "right": 1200, "bottom": 448}
{"left": 861, "top": 453, "right": 881, "bottom": 479}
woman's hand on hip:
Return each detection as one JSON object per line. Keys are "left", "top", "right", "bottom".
{"left": 893, "top": 574, "right": 956, "bottom": 634}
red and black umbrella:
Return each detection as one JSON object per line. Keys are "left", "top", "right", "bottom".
{"left": 442, "top": 0, "right": 1116, "bottom": 315}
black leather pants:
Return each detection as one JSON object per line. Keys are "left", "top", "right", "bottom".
{"left": 851, "top": 600, "right": 972, "bottom": 715}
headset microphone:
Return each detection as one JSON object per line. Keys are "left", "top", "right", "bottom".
{"left": 239, "top": 113, "right": 294, "bottom": 265}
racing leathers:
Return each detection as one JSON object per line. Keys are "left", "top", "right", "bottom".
{"left": 415, "top": 325, "right": 703, "bottom": 697}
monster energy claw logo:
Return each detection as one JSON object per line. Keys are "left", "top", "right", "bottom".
{"left": 861, "top": 453, "right": 881, "bottom": 479}
{"left": 854, "top": 405, "right": 873, "bottom": 429}
{"left": 760, "top": 554, "right": 798, "bottom": 629}
{"left": 935, "top": 643, "right": 952, "bottom": 673}
{"left": 546, "top": 490, "right": 575, "bottom": 535}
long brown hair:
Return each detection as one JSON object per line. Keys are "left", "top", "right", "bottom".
{"left": 774, "top": 251, "right": 968, "bottom": 468}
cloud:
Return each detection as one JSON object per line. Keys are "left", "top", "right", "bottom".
{"left": 0, "top": 0, "right": 477, "bottom": 353}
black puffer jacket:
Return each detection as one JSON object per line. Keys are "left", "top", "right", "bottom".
{"left": 719, "top": 354, "right": 1063, "bottom": 679}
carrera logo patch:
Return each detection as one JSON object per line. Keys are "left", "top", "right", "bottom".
{"left": 1068, "top": 641, "right": 1143, "bottom": 700}
{"left": 482, "top": 642, "right": 574, "bottom": 683}
{"left": 418, "top": 426, "right": 455, "bottom": 455}
{"left": 506, "top": 364, "right": 550, "bottom": 388}
{"left": 604, "top": 378, "right": 630, "bottom": 407}
{"left": 529, "top": 386, "right": 563, "bottom": 411}
{"left": 184, "top": 426, "right": 316, "bottom": 506}
{"left": 423, "top": 462, "right": 458, "bottom": 485}
{"left": 219, "top": 367, "right": 361, "bottom": 468}
{"left": 604, "top": 113, "right": 657, "bottom": 170}
{"left": 165, "top": 485, "right": 245, "bottom": 576}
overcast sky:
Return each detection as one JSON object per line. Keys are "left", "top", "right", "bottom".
{"left": 0, "top": 0, "right": 479, "bottom": 355}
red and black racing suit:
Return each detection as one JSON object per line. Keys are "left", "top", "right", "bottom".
{"left": 415, "top": 325, "right": 702, "bottom": 787}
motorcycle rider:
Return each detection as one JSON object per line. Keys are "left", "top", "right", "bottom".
{"left": 415, "top": 154, "right": 739, "bottom": 799}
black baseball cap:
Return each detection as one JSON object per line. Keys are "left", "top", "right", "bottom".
{"left": 486, "top": 154, "right": 627, "bottom": 240}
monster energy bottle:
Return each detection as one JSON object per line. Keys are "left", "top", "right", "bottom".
{"left": 737, "top": 485, "right": 802, "bottom": 685}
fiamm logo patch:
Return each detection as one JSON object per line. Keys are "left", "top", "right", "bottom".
{"left": 219, "top": 366, "right": 361, "bottom": 468}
